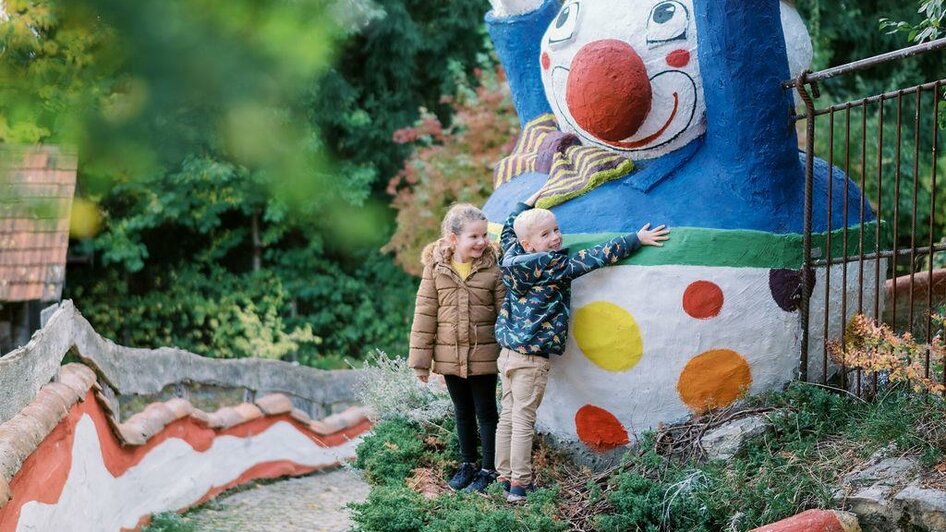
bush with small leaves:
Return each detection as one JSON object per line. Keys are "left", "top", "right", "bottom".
{"left": 141, "top": 512, "right": 194, "bottom": 532}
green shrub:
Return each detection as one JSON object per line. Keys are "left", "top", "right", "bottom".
{"left": 422, "top": 488, "right": 566, "bottom": 532}
{"left": 351, "top": 416, "right": 568, "bottom": 532}
{"left": 70, "top": 265, "right": 318, "bottom": 360}
{"left": 353, "top": 350, "right": 453, "bottom": 422}
{"left": 353, "top": 418, "right": 428, "bottom": 486}
{"left": 594, "top": 383, "right": 946, "bottom": 530}
{"left": 595, "top": 470, "right": 665, "bottom": 532}
{"left": 67, "top": 249, "right": 416, "bottom": 364}
{"left": 349, "top": 485, "right": 431, "bottom": 532}
{"left": 141, "top": 512, "right": 194, "bottom": 532}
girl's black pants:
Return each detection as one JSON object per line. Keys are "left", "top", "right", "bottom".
{"left": 443, "top": 374, "right": 498, "bottom": 469}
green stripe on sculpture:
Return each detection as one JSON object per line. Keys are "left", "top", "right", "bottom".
{"left": 556, "top": 221, "right": 885, "bottom": 269}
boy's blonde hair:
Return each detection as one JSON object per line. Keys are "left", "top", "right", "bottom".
{"left": 441, "top": 203, "right": 487, "bottom": 239}
{"left": 513, "top": 208, "right": 555, "bottom": 241}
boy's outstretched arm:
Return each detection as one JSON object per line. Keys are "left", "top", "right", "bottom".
{"left": 563, "top": 224, "right": 670, "bottom": 279}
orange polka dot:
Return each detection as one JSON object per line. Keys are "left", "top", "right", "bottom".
{"left": 683, "top": 280, "right": 724, "bottom": 319}
{"left": 676, "top": 349, "right": 751, "bottom": 414}
{"left": 575, "top": 404, "right": 629, "bottom": 452}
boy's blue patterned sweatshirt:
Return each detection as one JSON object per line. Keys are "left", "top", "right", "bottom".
{"left": 495, "top": 202, "right": 641, "bottom": 357}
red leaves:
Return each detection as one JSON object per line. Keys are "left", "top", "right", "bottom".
{"left": 383, "top": 66, "right": 521, "bottom": 276}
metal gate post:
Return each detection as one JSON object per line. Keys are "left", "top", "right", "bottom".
{"left": 795, "top": 71, "right": 817, "bottom": 382}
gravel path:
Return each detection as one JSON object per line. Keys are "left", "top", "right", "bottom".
{"left": 184, "top": 468, "right": 370, "bottom": 531}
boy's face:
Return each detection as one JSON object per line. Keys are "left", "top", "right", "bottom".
{"left": 521, "top": 215, "right": 562, "bottom": 253}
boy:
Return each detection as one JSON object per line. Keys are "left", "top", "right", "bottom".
{"left": 494, "top": 191, "right": 669, "bottom": 502}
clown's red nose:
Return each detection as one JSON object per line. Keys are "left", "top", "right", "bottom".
{"left": 566, "top": 39, "right": 652, "bottom": 142}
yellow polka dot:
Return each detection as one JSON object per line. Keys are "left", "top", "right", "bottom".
{"left": 676, "top": 349, "right": 752, "bottom": 414}
{"left": 573, "top": 301, "right": 643, "bottom": 372}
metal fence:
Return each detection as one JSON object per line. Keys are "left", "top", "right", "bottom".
{"left": 790, "top": 38, "right": 946, "bottom": 395}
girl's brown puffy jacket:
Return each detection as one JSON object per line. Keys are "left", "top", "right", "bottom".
{"left": 408, "top": 239, "right": 505, "bottom": 378}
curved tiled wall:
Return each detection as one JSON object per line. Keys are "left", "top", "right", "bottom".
{"left": 0, "top": 302, "right": 372, "bottom": 531}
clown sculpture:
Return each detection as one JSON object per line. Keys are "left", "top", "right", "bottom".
{"left": 483, "top": 0, "right": 877, "bottom": 452}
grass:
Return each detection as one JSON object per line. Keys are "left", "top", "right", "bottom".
{"left": 349, "top": 381, "right": 946, "bottom": 531}
{"left": 141, "top": 512, "right": 195, "bottom": 532}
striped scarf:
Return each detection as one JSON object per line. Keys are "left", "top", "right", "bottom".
{"left": 493, "top": 114, "right": 634, "bottom": 209}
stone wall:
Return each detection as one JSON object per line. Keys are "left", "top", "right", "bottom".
{"left": 1, "top": 300, "right": 366, "bottom": 425}
{"left": 0, "top": 301, "right": 372, "bottom": 531}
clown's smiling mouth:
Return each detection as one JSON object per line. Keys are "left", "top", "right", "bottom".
{"left": 602, "top": 92, "right": 678, "bottom": 149}
{"left": 551, "top": 67, "right": 695, "bottom": 152}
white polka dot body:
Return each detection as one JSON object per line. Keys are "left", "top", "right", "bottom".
{"left": 537, "top": 264, "right": 798, "bottom": 444}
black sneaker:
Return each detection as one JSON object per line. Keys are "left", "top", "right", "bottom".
{"left": 506, "top": 482, "right": 535, "bottom": 503}
{"left": 462, "top": 469, "right": 497, "bottom": 493}
{"left": 447, "top": 462, "right": 478, "bottom": 491}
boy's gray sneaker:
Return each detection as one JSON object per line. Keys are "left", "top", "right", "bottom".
{"left": 462, "top": 469, "right": 497, "bottom": 493}
{"left": 505, "top": 483, "right": 535, "bottom": 503}
{"left": 448, "top": 462, "right": 478, "bottom": 491}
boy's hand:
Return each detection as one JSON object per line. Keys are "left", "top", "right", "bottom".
{"left": 524, "top": 189, "right": 543, "bottom": 207}
{"left": 637, "top": 224, "right": 670, "bottom": 247}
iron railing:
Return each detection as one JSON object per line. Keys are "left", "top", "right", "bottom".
{"left": 792, "top": 37, "right": 946, "bottom": 395}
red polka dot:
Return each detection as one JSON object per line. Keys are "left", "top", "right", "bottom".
{"left": 666, "top": 49, "right": 690, "bottom": 68}
{"left": 575, "top": 404, "right": 629, "bottom": 452}
{"left": 683, "top": 280, "right": 724, "bottom": 319}
{"left": 541, "top": 51, "right": 551, "bottom": 70}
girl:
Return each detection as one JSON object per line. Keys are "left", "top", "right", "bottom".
{"left": 409, "top": 203, "right": 505, "bottom": 492}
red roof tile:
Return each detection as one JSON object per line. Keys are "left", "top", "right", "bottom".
{"left": 0, "top": 145, "right": 76, "bottom": 302}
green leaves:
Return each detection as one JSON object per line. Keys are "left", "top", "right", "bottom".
{"left": 879, "top": 0, "right": 944, "bottom": 43}
{"left": 384, "top": 64, "right": 519, "bottom": 276}
{"left": 48, "top": 0, "right": 492, "bottom": 365}
{"left": 70, "top": 265, "right": 321, "bottom": 360}
{"left": 1, "top": 0, "right": 344, "bottom": 211}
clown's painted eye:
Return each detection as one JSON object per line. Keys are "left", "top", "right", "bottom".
{"left": 548, "top": 2, "right": 580, "bottom": 44}
{"left": 647, "top": 0, "right": 689, "bottom": 44}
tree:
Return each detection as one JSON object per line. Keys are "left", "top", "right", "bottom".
{"left": 796, "top": 0, "right": 946, "bottom": 258}
{"left": 384, "top": 66, "right": 518, "bottom": 275}
{"left": 0, "top": 0, "right": 499, "bottom": 363}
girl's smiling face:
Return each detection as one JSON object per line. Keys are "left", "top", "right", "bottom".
{"left": 451, "top": 220, "right": 490, "bottom": 262}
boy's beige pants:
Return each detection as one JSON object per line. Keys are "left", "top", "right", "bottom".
{"left": 494, "top": 348, "right": 551, "bottom": 486}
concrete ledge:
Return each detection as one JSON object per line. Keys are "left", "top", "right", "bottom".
{"left": 885, "top": 268, "right": 946, "bottom": 299}
{"left": 0, "top": 300, "right": 366, "bottom": 425}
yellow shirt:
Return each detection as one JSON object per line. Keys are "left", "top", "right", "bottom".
{"left": 451, "top": 259, "right": 472, "bottom": 280}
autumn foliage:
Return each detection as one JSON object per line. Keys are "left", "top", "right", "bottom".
{"left": 829, "top": 313, "right": 946, "bottom": 393}
{"left": 383, "top": 67, "right": 520, "bottom": 276}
